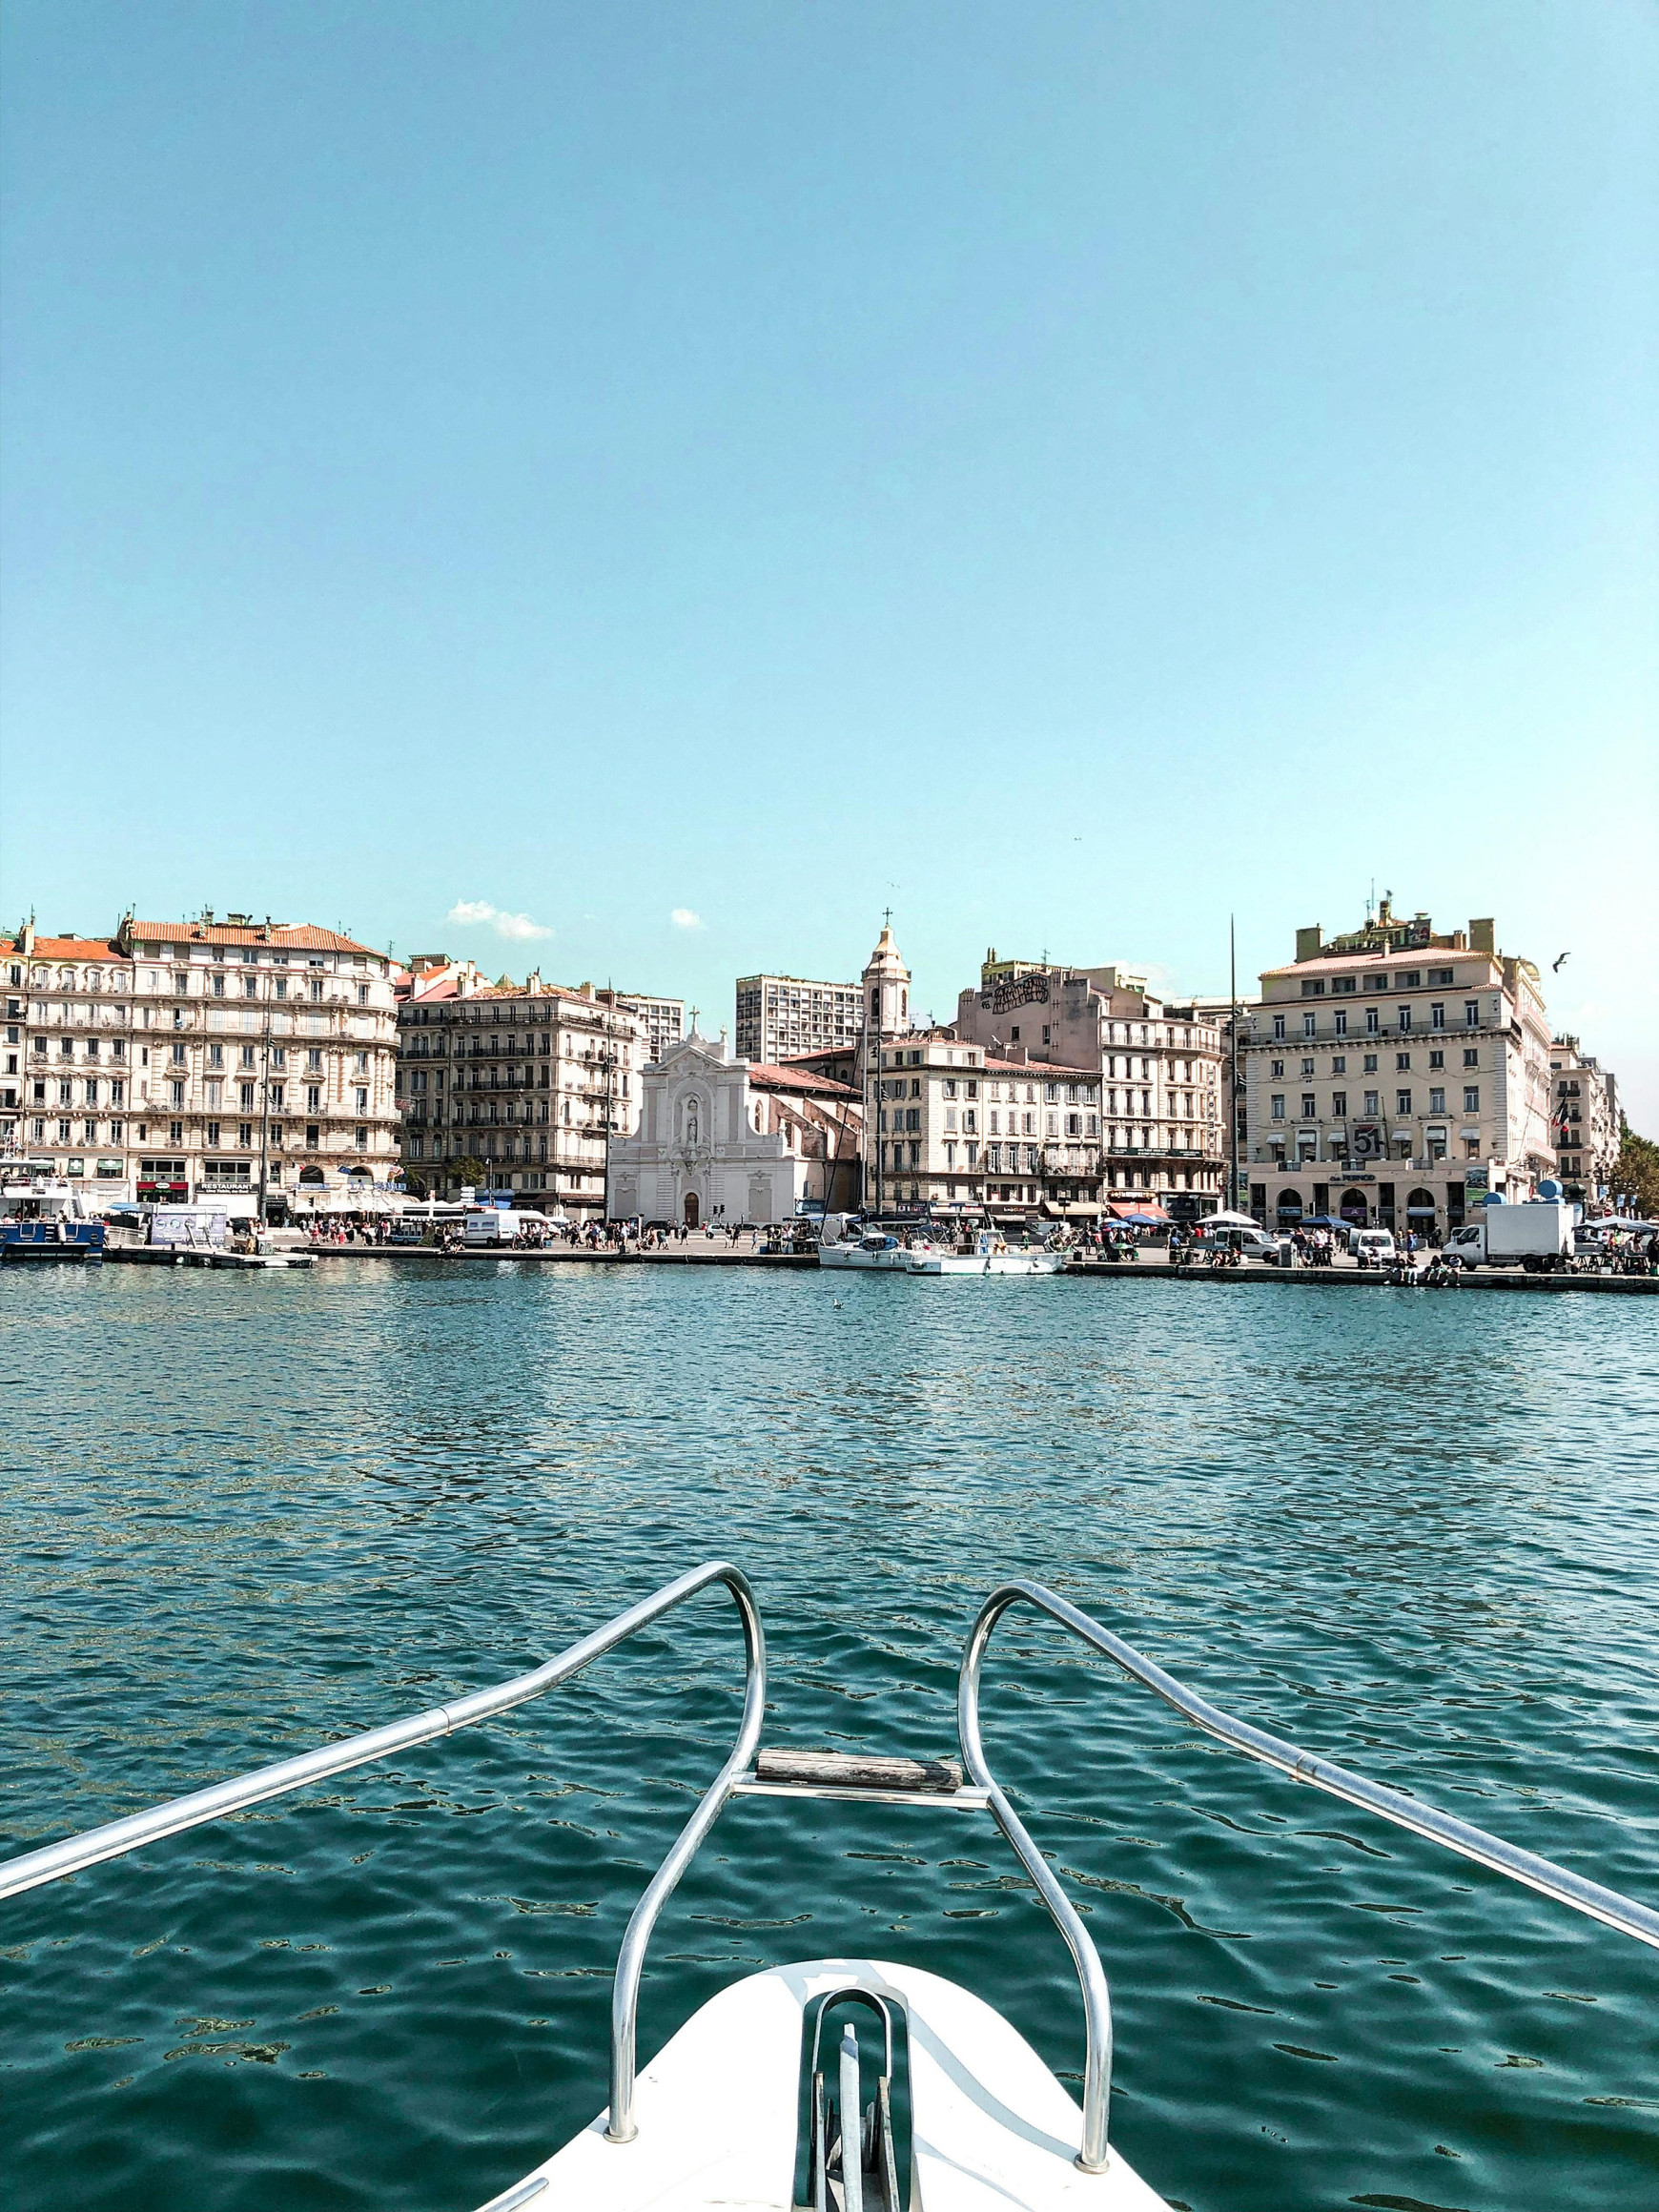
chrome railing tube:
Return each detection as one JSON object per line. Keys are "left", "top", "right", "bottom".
{"left": 604, "top": 1563, "right": 767, "bottom": 2143}
{"left": 0, "top": 1561, "right": 762, "bottom": 1908}
{"left": 961, "top": 1579, "right": 1659, "bottom": 2169}
{"left": 958, "top": 1592, "right": 1116, "bottom": 2174}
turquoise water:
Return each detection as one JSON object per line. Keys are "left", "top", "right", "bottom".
{"left": 1, "top": 1260, "right": 1655, "bottom": 2211}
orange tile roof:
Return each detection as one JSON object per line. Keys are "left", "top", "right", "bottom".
{"left": 746, "top": 1060, "right": 861, "bottom": 1099}
{"left": 129, "top": 920, "right": 389, "bottom": 957}
{"left": 7, "top": 934, "right": 129, "bottom": 960}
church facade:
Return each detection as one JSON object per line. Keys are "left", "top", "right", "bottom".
{"left": 605, "top": 1029, "right": 861, "bottom": 1226}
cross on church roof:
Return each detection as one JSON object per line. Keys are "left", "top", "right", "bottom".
{"left": 882, "top": 906, "right": 892, "bottom": 929}
{"left": 688, "top": 1006, "right": 699, "bottom": 1032}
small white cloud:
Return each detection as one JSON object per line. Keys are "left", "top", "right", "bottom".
{"left": 670, "top": 908, "right": 704, "bottom": 931}
{"left": 446, "top": 899, "right": 553, "bottom": 942}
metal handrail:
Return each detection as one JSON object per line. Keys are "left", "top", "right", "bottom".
{"left": 0, "top": 1562, "right": 763, "bottom": 1921}
{"left": 960, "top": 1578, "right": 1659, "bottom": 2176}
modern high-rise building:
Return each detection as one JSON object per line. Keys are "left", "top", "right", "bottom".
{"left": 734, "top": 972, "right": 861, "bottom": 1063}
{"left": 618, "top": 994, "right": 686, "bottom": 1063}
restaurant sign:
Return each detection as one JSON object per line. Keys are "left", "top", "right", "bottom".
{"left": 988, "top": 974, "right": 1051, "bottom": 1014}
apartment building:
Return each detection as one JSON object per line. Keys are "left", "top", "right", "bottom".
{"left": 865, "top": 1027, "right": 1105, "bottom": 1216}
{"left": 1241, "top": 900, "right": 1553, "bottom": 1236}
{"left": 1548, "top": 1036, "right": 1619, "bottom": 1204}
{"left": 735, "top": 972, "right": 863, "bottom": 1063}
{"left": 2, "top": 930, "right": 135, "bottom": 1192}
{"left": 398, "top": 973, "right": 645, "bottom": 1212}
{"left": 3, "top": 913, "right": 400, "bottom": 1210}
{"left": 952, "top": 951, "right": 1225, "bottom": 1215}
{"left": 620, "top": 993, "right": 686, "bottom": 1064}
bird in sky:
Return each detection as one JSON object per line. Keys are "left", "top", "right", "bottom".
{"left": 1552, "top": 952, "right": 1570, "bottom": 973}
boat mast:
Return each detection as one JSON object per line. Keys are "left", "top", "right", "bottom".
{"left": 1229, "top": 913, "right": 1239, "bottom": 1212}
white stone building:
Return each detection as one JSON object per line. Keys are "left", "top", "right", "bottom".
{"left": 1241, "top": 901, "right": 1554, "bottom": 1236}
{"left": 1548, "top": 1037, "right": 1619, "bottom": 1205}
{"left": 606, "top": 1029, "right": 861, "bottom": 1225}
{"left": 3, "top": 912, "right": 400, "bottom": 1212}
{"left": 398, "top": 973, "right": 646, "bottom": 1213}
{"left": 951, "top": 951, "right": 1225, "bottom": 1216}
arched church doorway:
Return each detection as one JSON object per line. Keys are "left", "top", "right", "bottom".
{"left": 683, "top": 1191, "right": 700, "bottom": 1228}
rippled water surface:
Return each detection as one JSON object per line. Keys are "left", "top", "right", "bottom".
{"left": 2, "top": 1260, "right": 1656, "bottom": 2211}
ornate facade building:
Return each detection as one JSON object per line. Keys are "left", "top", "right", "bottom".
{"left": 605, "top": 1029, "right": 861, "bottom": 1225}
{"left": 1547, "top": 1036, "right": 1619, "bottom": 1206}
{"left": 3, "top": 912, "right": 400, "bottom": 1213}
{"left": 950, "top": 951, "right": 1224, "bottom": 1216}
{"left": 1240, "top": 901, "right": 1554, "bottom": 1236}
{"left": 397, "top": 971, "right": 645, "bottom": 1213}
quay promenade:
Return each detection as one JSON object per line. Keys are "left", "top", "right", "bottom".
{"left": 99, "top": 1233, "right": 1659, "bottom": 1291}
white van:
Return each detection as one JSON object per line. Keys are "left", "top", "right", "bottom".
{"left": 463, "top": 1207, "right": 554, "bottom": 1247}
{"left": 1347, "top": 1227, "right": 1397, "bottom": 1262}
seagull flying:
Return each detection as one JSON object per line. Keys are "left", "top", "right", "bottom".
{"left": 1552, "top": 952, "right": 1570, "bottom": 973}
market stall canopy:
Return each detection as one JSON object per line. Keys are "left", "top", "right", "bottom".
{"left": 1199, "top": 1209, "right": 1258, "bottom": 1229}
{"left": 1108, "top": 1200, "right": 1169, "bottom": 1221}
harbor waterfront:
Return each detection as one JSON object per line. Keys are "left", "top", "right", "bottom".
{"left": 1, "top": 1263, "right": 1655, "bottom": 2211}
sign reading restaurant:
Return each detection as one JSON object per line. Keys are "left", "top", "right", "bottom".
{"left": 983, "top": 973, "right": 1052, "bottom": 1014}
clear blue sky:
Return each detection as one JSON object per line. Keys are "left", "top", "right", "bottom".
{"left": 3, "top": 3, "right": 1655, "bottom": 1116}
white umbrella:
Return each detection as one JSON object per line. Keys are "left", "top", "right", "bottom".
{"left": 1200, "top": 1209, "right": 1260, "bottom": 1229}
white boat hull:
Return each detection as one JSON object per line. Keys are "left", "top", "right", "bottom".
{"left": 482, "top": 1956, "right": 1167, "bottom": 2210}
{"left": 907, "top": 1251, "right": 1066, "bottom": 1275}
{"left": 818, "top": 1244, "right": 914, "bottom": 1271}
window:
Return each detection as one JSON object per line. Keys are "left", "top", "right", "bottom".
{"left": 355, "top": 1051, "right": 368, "bottom": 1073}
{"left": 1272, "top": 1014, "right": 1285, "bottom": 1040}
{"left": 356, "top": 1087, "right": 368, "bottom": 1111}
{"left": 1428, "top": 1049, "right": 1444, "bottom": 1070}
{"left": 1363, "top": 1053, "right": 1378, "bottom": 1073}
{"left": 1365, "top": 1009, "right": 1380, "bottom": 1034}
{"left": 1430, "top": 1003, "right": 1444, "bottom": 1030}
{"left": 1300, "top": 1057, "right": 1315, "bottom": 1076}
{"left": 1364, "top": 1091, "right": 1380, "bottom": 1115}
{"left": 1331, "top": 1055, "right": 1346, "bottom": 1074}
{"left": 1464, "top": 1000, "right": 1480, "bottom": 1026}
{"left": 212, "top": 973, "right": 226, "bottom": 998}
{"left": 307, "top": 1049, "right": 321, "bottom": 1071}
{"left": 1396, "top": 1090, "right": 1412, "bottom": 1116}
{"left": 238, "top": 1123, "right": 254, "bottom": 1148}
{"left": 1398, "top": 1005, "right": 1412, "bottom": 1030}
{"left": 206, "top": 1079, "right": 223, "bottom": 1106}
{"left": 1463, "top": 1048, "right": 1478, "bottom": 1068}
{"left": 206, "top": 1120, "right": 221, "bottom": 1147}
{"left": 170, "top": 1081, "right": 184, "bottom": 1106}
{"left": 170, "top": 1120, "right": 183, "bottom": 1145}
{"left": 1270, "top": 1095, "right": 1285, "bottom": 1121}
{"left": 1270, "top": 1058, "right": 1284, "bottom": 1077}
{"left": 270, "top": 1084, "right": 284, "bottom": 1109}
{"left": 1301, "top": 979, "right": 1325, "bottom": 997}
{"left": 1332, "top": 1091, "right": 1347, "bottom": 1117}
{"left": 310, "top": 980, "right": 323, "bottom": 1002}
{"left": 209, "top": 1043, "right": 224, "bottom": 1068}
{"left": 1429, "top": 1088, "right": 1446, "bottom": 1114}
{"left": 171, "top": 1042, "right": 186, "bottom": 1065}
{"left": 358, "top": 984, "right": 370, "bottom": 1006}
{"left": 1301, "top": 1094, "right": 1316, "bottom": 1118}
{"left": 1464, "top": 1086, "right": 1480, "bottom": 1113}
{"left": 1396, "top": 1052, "right": 1411, "bottom": 1071}
{"left": 306, "top": 1084, "right": 321, "bottom": 1111}
{"left": 306, "top": 1123, "right": 320, "bottom": 1148}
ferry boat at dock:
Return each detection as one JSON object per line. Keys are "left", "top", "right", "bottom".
{"left": 0, "top": 1156, "right": 106, "bottom": 1262}
{"left": 5, "top": 1562, "right": 1650, "bottom": 2209}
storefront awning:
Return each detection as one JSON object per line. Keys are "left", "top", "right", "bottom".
{"left": 1107, "top": 1199, "right": 1169, "bottom": 1220}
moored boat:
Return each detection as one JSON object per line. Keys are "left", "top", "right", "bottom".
{"left": 0, "top": 1157, "right": 106, "bottom": 1261}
